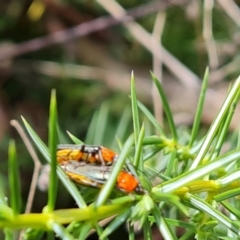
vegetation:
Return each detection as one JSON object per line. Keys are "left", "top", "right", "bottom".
{"left": 1, "top": 71, "right": 240, "bottom": 239}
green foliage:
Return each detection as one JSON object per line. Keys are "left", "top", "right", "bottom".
{"left": 1, "top": 72, "right": 240, "bottom": 239}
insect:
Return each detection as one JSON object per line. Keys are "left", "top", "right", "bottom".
{"left": 57, "top": 144, "right": 118, "bottom": 166}
{"left": 61, "top": 160, "right": 144, "bottom": 194}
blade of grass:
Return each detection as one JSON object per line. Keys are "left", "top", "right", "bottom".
{"left": 47, "top": 231, "right": 54, "bottom": 240}
{"left": 160, "top": 218, "right": 196, "bottom": 230}
{"left": 78, "top": 222, "right": 92, "bottom": 240}
{"left": 164, "top": 150, "right": 177, "bottom": 177}
{"left": 66, "top": 131, "right": 84, "bottom": 144}
{"left": 110, "top": 195, "right": 142, "bottom": 205}
{"left": 153, "top": 148, "right": 240, "bottom": 193}
{"left": 143, "top": 219, "right": 153, "bottom": 240}
{"left": 150, "top": 193, "right": 188, "bottom": 216}
{"left": 100, "top": 209, "right": 131, "bottom": 239}
{"left": 3, "top": 228, "right": 14, "bottom": 240}
{"left": 151, "top": 72, "right": 178, "bottom": 140}
{"left": 189, "top": 67, "right": 209, "bottom": 147}
{"left": 133, "top": 123, "right": 144, "bottom": 170}
{"left": 115, "top": 107, "right": 131, "bottom": 144}
{"left": 186, "top": 193, "right": 239, "bottom": 235}
{"left": 128, "top": 223, "right": 135, "bottom": 240}
{"left": 142, "top": 146, "right": 162, "bottom": 162}
{"left": 94, "top": 223, "right": 106, "bottom": 240}
{"left": 237, "top": 128, "right": 240, "bottom": 168}
{"left": 179, "top": 230, "right": 195, "bottom": 240}
{"left": 21, "top": 116, "right": 49, "bottom": 159}
{"left": 143, "top": 115, "right": 153, "bottom": 136}
{"left": 211, "top": 91, "right": 239, "bottom": 160}
{"left": 143, "top": 135, "right": 168, "bottom": 147}
{"left": 0, "top": 188, "right": 7, "bottom": 205}
{"left": 95, "top": 135, "right": 134, "bottom": 206}
{"left": 57, "top": 124, "right": 69, "bottom": 144}
{"left": 144, "top": 164, "right": 171, "bottom": 181}
{"left": 93, "top": 102, "right": 109, "bottom": 145}
{"left": 137, "top": 100, "right": 165, "bottom": 136}
{"left": 214, "top": 188, "right": 240, "bottom": 202}
{"left": 217, "top": 168, "right": 240, "bottom": 187}
{"left": 47, "top": 89, "right": 58, "bottom": 212}
{"left": 0, "top": 203, "right": 128, "bottom": 229}
{"left": 23, "top": 228, "right": 44, "bottom": 240}
{"left": 131, "top": 72, "right": 140, "bottom": 147}
{"left": 220, "top": 201, "right": 240, "bottom": 219}
{"left": 152, "top": 204, "right": 178, "bottom": 240}
{"left": 85, "top": 110, "right": 98, "bottom": 144}
{"left": 22, "top": 117, "right": 87, "bottom": 208}
{"left": 51, "top": 222, "right": 74, "bottom": 240}
{"left": 8, "top": 140, "right": 21, "bottom": 215}
{"left": 190, "top": 75, "right": 240, "bottom": 170}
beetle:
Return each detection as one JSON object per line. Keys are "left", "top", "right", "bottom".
{"left": 57, "top": 144, "right": 118, "bottom": 166}
{"left": 60, "top": 160, "right": 143, "bottom": 194}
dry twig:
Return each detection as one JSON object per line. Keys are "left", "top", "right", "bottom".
{"left": 0, "top": 0, "right": 189, "bottom": 62}
{"left": 203, "top": 0, "right": 218, "bottom": 70}
{"left": 151, "top": 12, "right": 166, "bottom": 125}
